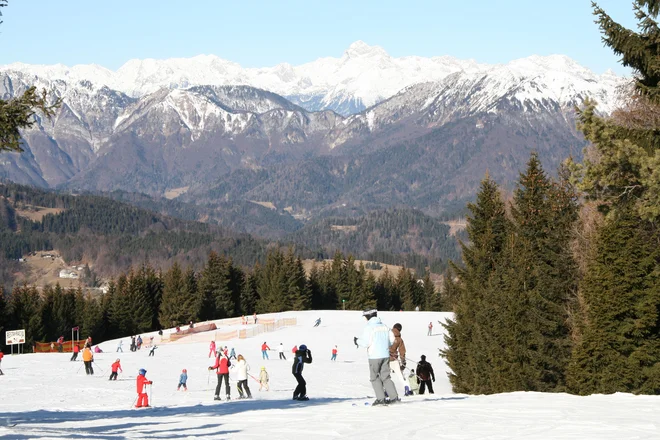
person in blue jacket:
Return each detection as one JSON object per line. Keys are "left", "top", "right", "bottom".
{"left": 354, "top": 309, "right": 399, "bottom": 405}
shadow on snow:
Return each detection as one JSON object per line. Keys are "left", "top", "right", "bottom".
{"left": 0, "top": 397, "right": 352, "bottom": 439}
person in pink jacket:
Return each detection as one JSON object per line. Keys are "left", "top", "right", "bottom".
{"left": 209, "top": 340, "right": 216, "bottom": 358}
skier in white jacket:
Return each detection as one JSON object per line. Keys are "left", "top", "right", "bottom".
{"left": 235, "top": 355, "right": 252, "bottom": 398}
{"left": 278, "top": 343, "right": 286, "bottom": 360}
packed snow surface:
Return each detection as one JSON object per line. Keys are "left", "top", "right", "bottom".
{"left": 1, "top": 310, "right": 658, "bottom": 439}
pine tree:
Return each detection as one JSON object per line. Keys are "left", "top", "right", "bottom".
{"left": 198, "top": 252, "right": 234, "bottom": 319}
{"left": 567, "top": 209, "right": 660, "bottom": 394}
{"left": 442, "top": 175, "right": 510, "bottom": 394}
{"left": 160, "top": 262, "right": 196, "bottom": 328}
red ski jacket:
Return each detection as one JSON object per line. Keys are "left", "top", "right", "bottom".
{"left": 136, "top": 374, "right": 151, "bottom": 393}
{"left": 211, "top": 355, "right": 230, "bottom": 374}
{"left": 262, "top": 343, "right": 270, "bottom": 351}
{"left": 73, "top": 345, "right": 80, "bottom": 353}
{"left": 0, "top": 352, "right": 4, "bottom": 361}
{"left": 111, "top": 361, "right": 122, "bottom": 373}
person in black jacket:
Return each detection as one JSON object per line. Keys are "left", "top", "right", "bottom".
{"left": 292, "top": 344, "right": 313, "bottom": 401}
{"left": 416, "top": 355, "right": 435, "bottom": 394}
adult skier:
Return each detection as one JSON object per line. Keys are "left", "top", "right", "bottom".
{"left": 354, "top": 309, "right": 399, "bottom": 405}
{"left": 236, "top": 354, "right": 252, "bottom": 399}
{"left": 135, "top": 369, "right": 153, "bottom": 408}
{"left": 278, "top": 343, "right": 286, "bottom": 360}
{"left": 209, "top": 352, "right": 231, "bottom": 401}
{"left": 314, "top": 318, "right": 321, "bottom": 327}
{"left": 261, "top": 342, "right": 270, "bottom": 360}
{"left": 109, "top": 359, "right": 122, "bottom": 380}
{"left": 331, "top": 345, "right": 338, "bottom": 361}
{"left": 130, "top": 336, "right": 136, "bottom": 352}
{"left": 292, "top": 344, "right": 312, "bottom": 400}
{"left": 82, "top": 346, "right": 94, "bottom": 375}
{"left": 427, "top": 322, "right": 433, "bottom": 336}
{"left": 116, "top": 340, "right": 123, "bottom": 353}
{"left": 148, "top": 345, "right": 157, "bottom": 356}
{"left": 389, "top": 323, "right": 408, "bottom": 397}
{"left": 70, "top": 344, "right": 80, "bottom": 361}
{"left": 416, "top": 355, "right": 435, "bottom": 394}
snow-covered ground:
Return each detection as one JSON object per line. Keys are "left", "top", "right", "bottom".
{"left": 1, "top": 310, "right": 659, "bottom": 439}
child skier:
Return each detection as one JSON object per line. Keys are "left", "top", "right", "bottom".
{"left": 136, "top": 368, "right": 153, "bottom": 408}
{"left": 209, "top": 341, "right": 216, "bottom": 358}
{"left": 148, "top": 345, "right": 157, "bottom": 357}
{"left": 177, "top": 369, "right": 188, "bottom": 391}
{"left": 236, "top": 354, "right": 252, "bottom": 399}
{"left": 331, "top": 345, "right": 338, "bottom": 361}
{"left": 259, "top": 366, "right": 269, "bottom": 391}
{"left": 229, "top": 347, "right": 236, "bottom": 360}
{"left": 109, "top": 358, "right": 122, "bottom": 380}
{"left": 70, "top": 344, "right": 80, "bottom": 361}
{"left": 407, "top": 370, "right": 420, "bottom": 395}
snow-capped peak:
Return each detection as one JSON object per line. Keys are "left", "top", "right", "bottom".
{"left": 343, "top": 40, "right": 389, "bottom": 59}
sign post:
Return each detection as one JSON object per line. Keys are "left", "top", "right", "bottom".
{"left": 5, "top": 329, "right": 26, "bottom": 355}
{"left": 71, "top": 326, "right": 80, "bottom": 352}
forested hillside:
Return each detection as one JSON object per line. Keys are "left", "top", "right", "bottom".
{"left": 290, "top": 208, "right": 461, "bottom": 274}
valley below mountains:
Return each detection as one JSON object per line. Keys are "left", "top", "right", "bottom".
{"left": 0, "top": 41, "right": 626, "bottom": 233}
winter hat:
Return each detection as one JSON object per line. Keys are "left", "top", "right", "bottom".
{"left": 182, "top": 369, "right": 187, "bottom": 373}
{"left": 362, "top": 309, "right": 377, "bottom": 320}
{"left": 299, "top": 344, "right": 307, "bottom": 351}
{"left": 139, "top": 368, "right": 146, "bottom": 375}
{"left": 261, "top": 366, "right": 266, "bottom": 370}
{"left": 420, "top": 355, "right": 426, "bottom": 361}
{"left": 393, "top": 323, "right": 402, "bottom": 331}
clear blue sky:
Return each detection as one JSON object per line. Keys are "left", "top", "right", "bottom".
{"left": 0, "top": 0, "right": 636, "bottom": 74}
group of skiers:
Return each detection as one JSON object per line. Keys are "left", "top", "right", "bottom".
{"left": 355, "top": 309, "right": 436, "bottom": 405}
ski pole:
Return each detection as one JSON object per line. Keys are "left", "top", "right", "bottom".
{"left": 130, "top": 395, "right": 138, "bottom": 409}
{"left": 93, "top": 361, "right": 105, "bottom": 374}
{"left": 77, "top": 363, "right": 84, "bottom": 374}
{"left": 149, "top": 384, "right": 153, "bottom": 407}
{"left": 207, "top": 369, "right": 211, "bottom": 385}
{"left": 248, "top": 373, "right": 261, "bottom": 384}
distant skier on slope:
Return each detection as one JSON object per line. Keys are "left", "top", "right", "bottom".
{"left": 116, "top": 340, "right": 123, "bottom": 353}
{"left": 148, "top": 345, "right": 157, "bottom": 357}
{"left": 109, "top": 358, "right": 122, "bottom": 381}
{"left": 314, "top": 318, "right": 321, "bottom": 327}
{"left": 261, "top": 342, "right": 270, "bottom": 360}
{"left": 209, "top": 341, "right": 216, "bottom": 358}
{"left": 354, "top": 309, "right": 399, "bottom": 406}
{"left": 82, "top": 346, "right": 94, "bottom": 375}
{"left": 229, "top": 347, "right": 236, "bottom": 360}
{"left": 135, "top": 369, "right": 153, "bottom": 408}
{"left": 292, "top": 344, "right": 312, "bottom": 401}
{"left": 331, "top": 345, "right": 338, "bottom": 361}
{"left": 177, "top": 369, "right": 188, "bottom": 391}
{"left": 70, "top": 344, "right": 80, "bottom": 361}
{"left": 209, "top": 352, "right": 231, "bottom": 401}
{"left": 278, "top": 343, "right": 286, "bottom": 360}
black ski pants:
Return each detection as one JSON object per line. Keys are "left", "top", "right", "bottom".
{"left": 237, "top": 379, "right": 252, "bottom": 398}
{"left": 109, "top": 371, "right": 118, "bottom": 380}
{"left": 293, "top": 373, "right": 306, "bottom": 398}
{"left": 70, "top": 352, "right": 78, "bottom": 361}
{"left": 419, "top": 379, "right": 434, "bottom": 394}
{"left": 84, "top": 361, "right": 94, "bottom": 375}
{"left": 279, "top": 352, "right": 286, "bottom": 360}
{"left": 215, "top": 373, "right": 229, "bottom": 397}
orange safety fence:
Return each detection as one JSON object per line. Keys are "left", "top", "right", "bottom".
{"left": 35, "top": 340, "right": 85, "bottom": 353}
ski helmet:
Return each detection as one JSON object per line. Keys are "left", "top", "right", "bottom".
{"left": 261, "top": 366, "right": 266, "bottom": 370}
{"left": 299, "top": 344, "right": 307, "bottom": 351}
{"left": 182, "top": 369, "right": 187, "bottom": 373}
{"left": 139, "top": 368, "right": 147, "bottom": 375}
{"left": 362, "top": 308, "right": 378, "bottom": 320}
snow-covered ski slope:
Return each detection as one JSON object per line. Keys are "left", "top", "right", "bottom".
{"left": 1, "top": 310, "right": 659, "bottom": 439}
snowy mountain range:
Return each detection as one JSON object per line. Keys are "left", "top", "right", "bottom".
{"left": 0, "top": 41, "right": 628, "bottom": 220}
{"left": 0, "top": 41, "right": 624, "bottom": 116}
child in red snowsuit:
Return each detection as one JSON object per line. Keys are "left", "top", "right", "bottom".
{"left": 109, "top": 359, "right": 122, "bottom": 380}
{"left": 136, "top": 369, "right": 152, "bottom": 408}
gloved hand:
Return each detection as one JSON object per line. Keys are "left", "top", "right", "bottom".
{"left": 432, "top": 377, "right": 435, "bottom": 382}
{"left": 208, "top": 367, "right": 213, "bottom": 371}
{"left": 353, "top": 337, "right": 358, "bottom": 347}
{"left": 401, "top": 361, "right": 406, "bottom": 370}
{"left": 307, "top": 349, "right": 312, "bottom": 355}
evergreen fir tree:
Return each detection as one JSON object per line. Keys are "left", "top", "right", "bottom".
{"left": 160, "top": 262, "right": 195, "bottom": 328}
{"left": 198, "top": 252, "right": 234, "bottom": 319}
{"left": 442, "top": 175, "right": 510, "bottom": 394}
